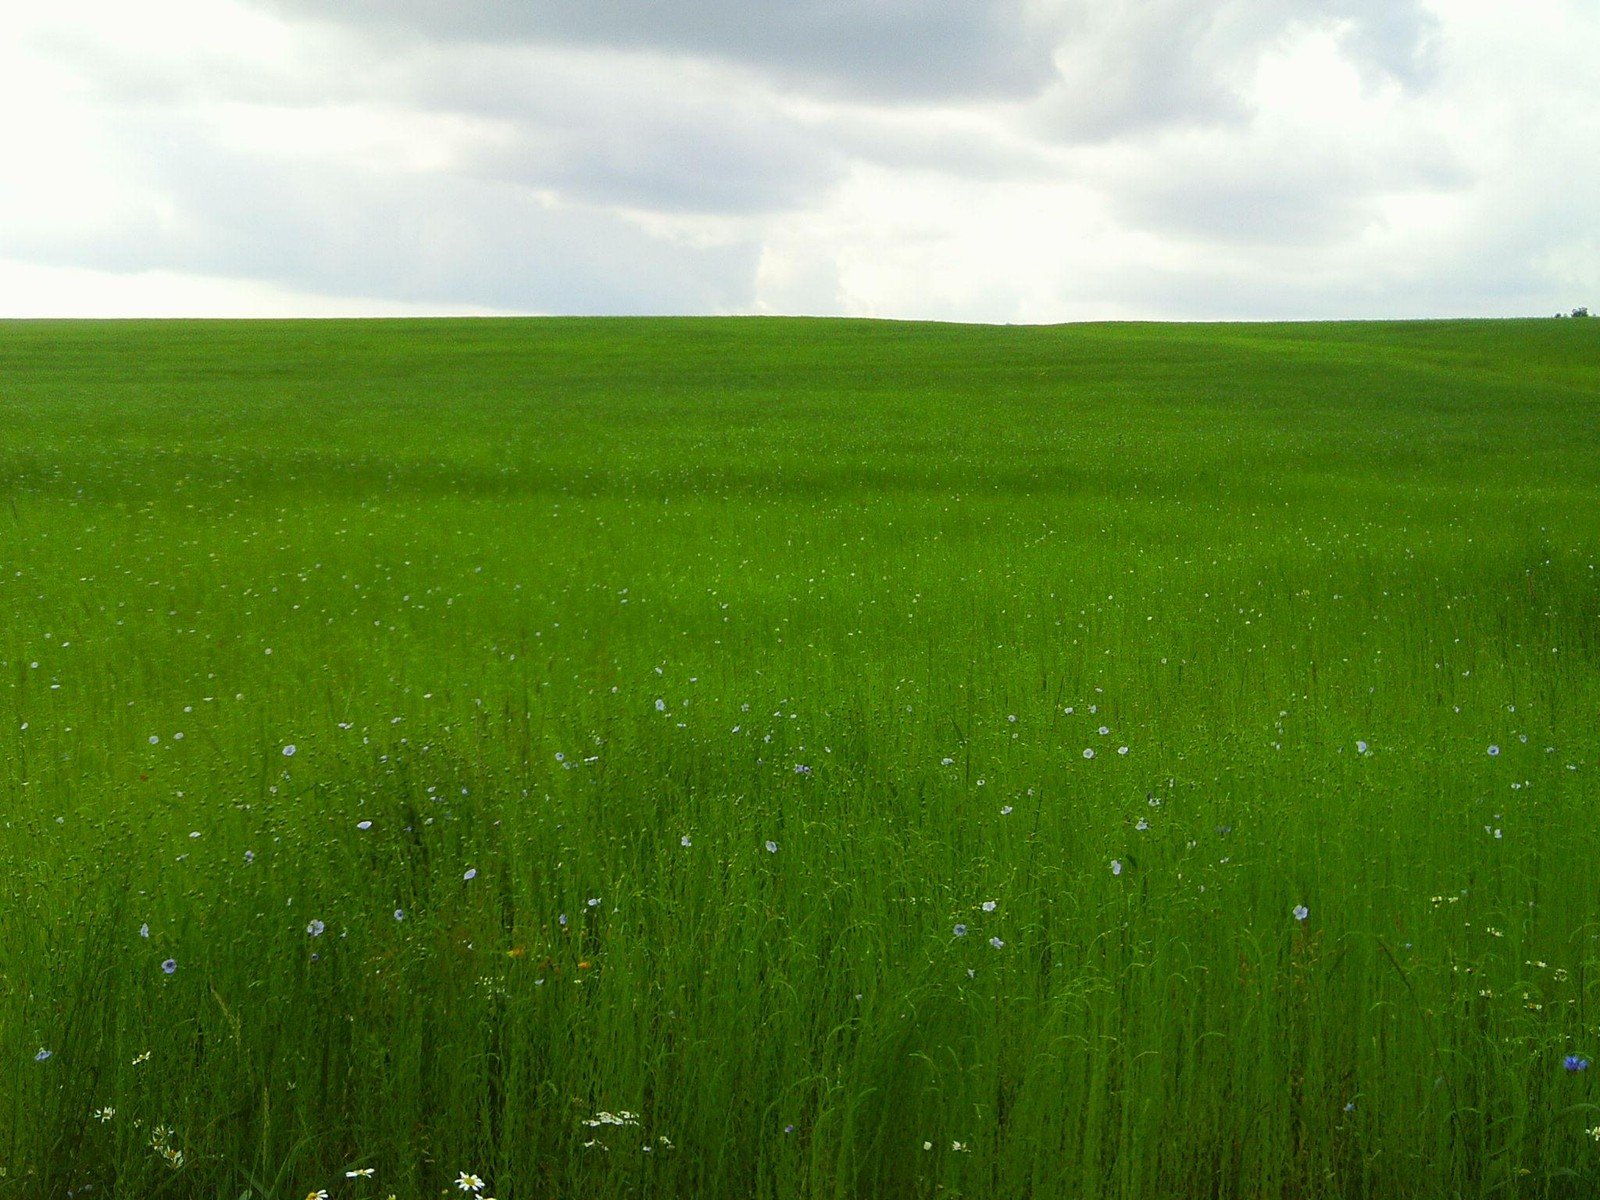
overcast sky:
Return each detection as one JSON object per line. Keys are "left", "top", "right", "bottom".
{"left": 2, "top": 0, "right": 1596, "bottom": 321}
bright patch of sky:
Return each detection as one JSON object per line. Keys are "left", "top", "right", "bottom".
{"left": 1, "top": 0, "right": 1595, "bottom": 320}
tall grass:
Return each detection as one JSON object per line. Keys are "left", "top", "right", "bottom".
{"left": 2, "top": 316, "right": 1599, "bottom": 1198}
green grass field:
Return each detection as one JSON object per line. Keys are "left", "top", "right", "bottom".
{"left": 3, "top": 316, "right": 1599, "bottom": 1199}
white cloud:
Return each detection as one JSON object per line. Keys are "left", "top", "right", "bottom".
{"left": 1, "top": 0, "right": 1595, "bottom": 319}
{"left": 0, "top": 259, "right": 497, "bottom": 318}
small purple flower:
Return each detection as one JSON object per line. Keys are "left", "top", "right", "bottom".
{"left": 282, "top": 744, "right": 296, "bottom": 757}
{"left": 306, "top": 919, "right": 325, "bottom": 937}
{"left": 34, "top": 1048, "right": 52, "bottom": 1062}
{"left": 463, "top": 868, "right": 477, "bottom": 881}
{"left": 953, "top": 924, "right": 968, "bottom": 938}
{"left": 1293, "top": 905, "right": 1309, "bottom": 922}
{"left": 161, "top": 958, "right": 177, "bottom": 975}
{"left": 765, "top": 840, "right": 778, "bottom": 854}
{"left": 356, "top": 820, "right": 372, "bottom": 831}
{"left": 1565, "top": 1055, "right": 1590, "bottom": 1072}
{"left": 793, "top": 764, "right": 811, "bottom": 775}
{"left": 1488, "top": 745, "right": 1500, "bottom": 757}
{"left": 393, "top": 908, "right": 405, "bottom": 922}
{"left": 989, "top": 937, "right": 1005, "bottom": 949}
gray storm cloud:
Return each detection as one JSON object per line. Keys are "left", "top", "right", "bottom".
{"left": 248, "top": 0, "right": 1069, "bottom": 101}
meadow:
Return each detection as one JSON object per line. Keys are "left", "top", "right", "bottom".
{"left": 2, "top": 315, "right": 1598, "bottom": 1200}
